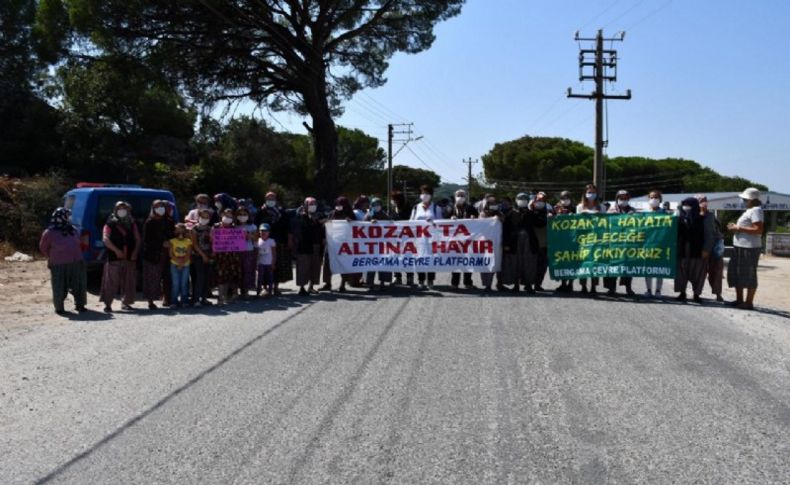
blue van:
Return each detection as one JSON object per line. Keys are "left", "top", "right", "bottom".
{"left": 62, "top": 184, "right": 179, "bottom": 267}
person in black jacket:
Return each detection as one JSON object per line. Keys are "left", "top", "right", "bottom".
{"left": 674, "top": 197, "right": 710, "bottom": 303}
{"left": 449, "top": 189, "right": 479, "bottom": 289}
{"left": 500, "top": 192, "right": 539, "bottom": 293}
{"left": 142, "top": 200, "right": 175, "bottom": 309}
{"left": 291, "top": 197, "right": 326, "bottom": 296}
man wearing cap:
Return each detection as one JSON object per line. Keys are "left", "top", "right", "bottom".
{"left": 604, "top": 189, "right": 637, "bottom": 296}
{"left": 726, "top": 188, "right": 764, "bottom": 310}
{"left": 449, "top": 189, "right": 479, "bottom": 289}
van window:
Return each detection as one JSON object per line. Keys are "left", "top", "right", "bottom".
{"left": 63, "top": 195, "right": 76, "bottom": 210}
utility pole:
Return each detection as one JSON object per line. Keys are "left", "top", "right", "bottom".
{"left": 568, "top": 29, "right": 631, "bottom": 200}
{"left": 387, "top": 123, "right": 414, "bottom": 209}
{"left": 462, "top": 158, "right": 478, "bottom": 195}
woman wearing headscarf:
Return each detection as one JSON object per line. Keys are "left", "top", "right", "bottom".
{"left": 674, "top": 197, "right": 709, "bottom": 303}
{"left": 726, "top": 188, "right": 764, "bottom": 310}
{"left": 364, "top": 197, "right": 394, "bottom": 290}
{"left": 256, "top": 191, "right": 292, "bottom": 293}
{"left": 478, "top": 195, "right": 504, "bottom": 292}
{"left": 576, "top": 184, "right": 604, "bottom": 294}
{"left": 409, "top": 185, "right": 443, "bottom": 290}
{"left": 353, "top": 195, "right": 370, "bottom": 221}
{"left": 142, "top": 200, "right": 175, "bottom": 309}
{"left": 39, "top": 208, "right": 87, "bottom": 314}
{"left": 603, "top": 189, "right": 637, "bottom": 296}
{"left": 449, "top": 188, "right": 479, "bottom": 289}
{"left": 213, "top": 193, "right": 238, "bottom": 215}
{"left": 211, "top": 208, "right": 242, "bottom": 305}
{"left": 553, "top": 191, "right": 576, "bottom": 293}
{"left": 322, "top": 196, "right": 356, "bottom": 292}
{"left": 291, "top": 197, "right": 325, "bottom": 296}
{"left": 236, "top": 206, "right": 258, "bottom": 299}
{"left": 100, "top": 201, "right": 141, "bottom": 312}
{"left": 501, "top": 192, "right": 538, "bottom": 294}
{"left": 530, "top": 192, "right": 552, "bottom": 291}
{"left": 643, "top": 190, "right": 667, "bottom": 297}
{"left": 698, "top": 194, "right": 725, "bottom": 302}
{"left": 185, "top": 193, "right": 215, "bottom": 226}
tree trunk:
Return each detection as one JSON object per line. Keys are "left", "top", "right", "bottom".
{"left": 304, "top": 72, "right": 338, "bottom": 203}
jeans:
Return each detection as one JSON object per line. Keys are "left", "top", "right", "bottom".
{"left": 170, "top": 264, "right": 190, "bottom": 304}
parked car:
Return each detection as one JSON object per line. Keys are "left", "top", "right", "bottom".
{"left": 62, "top": 184, "right": 179, "bottom": 269}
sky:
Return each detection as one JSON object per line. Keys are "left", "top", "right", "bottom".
{"left": 266, "top": 0, "right": 790, "bottom": 193}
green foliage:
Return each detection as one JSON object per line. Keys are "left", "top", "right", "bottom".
{"left": 0, "top": 172, "right": 71, "bottom": 252}
{"left": 392, "top": 165, "right": 442, "bottom": 193}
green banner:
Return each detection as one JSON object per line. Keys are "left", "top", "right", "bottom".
{"left": 548, "top": 213, "right": 678, "bottom": 280}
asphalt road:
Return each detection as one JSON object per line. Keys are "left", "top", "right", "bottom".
{"left": 1, "top": 276, "right": 789, "bottom": 484}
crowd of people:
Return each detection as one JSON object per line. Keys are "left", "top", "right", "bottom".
{"left": 38, "top": 185, "right": 766, "bottom": 315}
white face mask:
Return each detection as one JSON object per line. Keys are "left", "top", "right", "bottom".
{"left": 682, "top": 205, "right": 692, "bottom": 212}
{"left": 534, "top": 201, "right": 546, "bottom": 210}
{"left": 420, "top": 194, "right": 431, "bottom": 203}
{"left": 617, "top": 199, "right": 629, "bottom": 207}
{"left": 307, "top": 205, "right": 317, "bottom": 214}
{"left": 215, "top": 202, "right": 223, "bottom": 210}
{"left": 649, "top": 198, "right": 661, "bottom": 208}
{"left": 154, "top": 207, "right": 166, "bottom": 216}
{"left": 222, "top": 216, "right": 233, "bottom": 224}
{"left": 116, "top": 209, "right": 128, "bottom": 219}
{"left": 238, "top": 215, "right": 249, "bottom": 223}
{"left": 456, "top": 197, "right": 466, "bottom": 205}
{"left": 266, "top": 200, "right": 276, "bottom": 208}
{"left": 586, "top": 193, "right": 597, "bottom": 201}
{"left": 488, "top": 205, "right": 500, "bottom": 212}
{"left": 199, "top": 218, "right": 210, "bottom": 226}
{"left": 516, "top": 199, "right": 529, "bottom": 208}
{"left": 560, "top": 198, "right": 571, "bottom": 207}
{"left": 335, "top": 205, "right": 344, "bottom": 212}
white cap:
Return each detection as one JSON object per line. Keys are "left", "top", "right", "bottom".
{"left": 739, "top": 187, "right": 761, "bottom": 200}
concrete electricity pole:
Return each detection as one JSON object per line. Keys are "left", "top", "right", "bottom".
{"left": 387, "top": 123, "right": 414, "bottom": 209}
{"left": 462, "top": 158, "right": 478, "bottom": 195}
{"left": 568, "top": 29, "right": 632, "bottom": 200}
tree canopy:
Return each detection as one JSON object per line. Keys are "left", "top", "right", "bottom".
{"left": 37, "top": 0, "right": 465, "bottom": 199}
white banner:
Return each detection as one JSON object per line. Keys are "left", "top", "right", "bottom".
{"left": 325, "top": 219, "right": 502, "bottom": 274}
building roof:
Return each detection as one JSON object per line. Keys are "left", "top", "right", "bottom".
{"left": 630, "top": 191, "right": 790, "bottom": 211}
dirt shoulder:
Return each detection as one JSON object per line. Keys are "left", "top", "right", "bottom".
{"left": 2, "top": 255, "right": 789, "bottom": 340}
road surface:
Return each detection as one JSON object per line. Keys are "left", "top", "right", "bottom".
{"left": 2, "top": 277, "right": 789, "bottom": 484}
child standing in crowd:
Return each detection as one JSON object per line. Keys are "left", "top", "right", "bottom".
{"left": 256, "top": 223, "right": 277, "bottom": 297}
{"left": 236, "top": 207, "right": 258, "bottom": 299}
{"left": 169, "top": 223, "right": 192, "bottom": 308}
{"left": 643, "top": 190, "right": 667, "bottom": 297}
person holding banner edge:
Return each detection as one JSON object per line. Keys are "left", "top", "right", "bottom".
{"left": 501, "top": 192, "right": 539, "bottom": 294}
{"left": 553, "top": 190, "right": 576, "bottom": 293}
{"left": 576, "top": 184, "right": 604, "bottom": 295}
{"left": 643, "top": 190, "right": 667, "bottom": 297}
{"left": 363, "top": 197, "right": 394, "bottom": 290}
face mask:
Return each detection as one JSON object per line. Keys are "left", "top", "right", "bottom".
{"left": 682, "top": 205, "right": 692, "bottom": 212}
{"left": 649, "top": 198, "right": 660, "bottom": 208}
{"left": 516, "top": 200, "right": 529, "bottom": 208}
{"left": 116, "top": 209, "right": 128, "bottom": 219}
{"left": 617, "top": 199, "right": 629, "bottom": 207}
{"left": 66, "top": 215, "right": 72, "bottom": 223}
{"left": 372, "top": 205, "right": 381, "bottom": 212}
{"left": 199, "top": 218, "right": 210, "bottom": 226}
{"left": 534, "top": 201, "right": 546, "bottom": 210}
{"left": 456, "top": 197, "right": 466, "bottom": 205}
{"left": 222, "top": 216, "right": 233, "bottom": 224}
{"left": 586, "top": 193, "right": 597, "bottom": 201}
{"left": 154, "top": 207, "right": 166, "bottom": 216}
{"left": 238, "top": 215, "right": 249, "bottom": 223}
{"left": 488, "top": 204, "right": 500, "bottom": 212}
{"left": 335, "top": 205, "right": 344, "bottom": 212}
{"left": 307, "top": 205, "right": 317, "bottom": 214}
{"left": 266, "top": 200, "right": 276, "bottom": 208}
{"left": 561, "top": 198, "right": 571, "bottom": 207}
{"left": 197, "top": 204, "right": 208, "bottom": 210}
{"left": 420, "top": 194, "right": 431, "bottom": 203}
